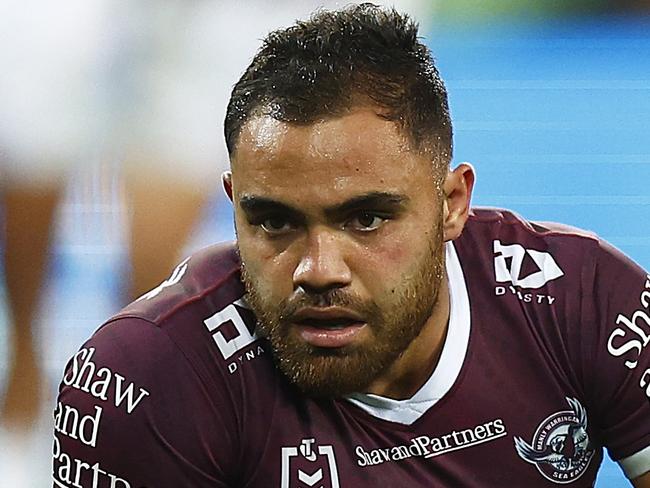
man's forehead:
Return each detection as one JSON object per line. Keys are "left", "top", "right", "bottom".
{"left": 232, "top": 109, "right": 416, "bottom": 166}
{"left": 228, "top": 109, "right": 438, "bottom": 203}
{"left": 235, "top": 115, "right": 288, "bottom": 157}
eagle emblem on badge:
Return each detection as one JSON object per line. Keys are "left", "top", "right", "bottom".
{"left": 514, "top": 397, "right": 595, "bottom": 484}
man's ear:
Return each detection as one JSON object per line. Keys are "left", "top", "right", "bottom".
{"left": 442, "top": 163, "right": 475, "bottom": 242}
{"left": 222, "top": 171, "right": 233, "bottom": 202}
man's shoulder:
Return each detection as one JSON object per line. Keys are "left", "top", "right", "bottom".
{"left": 54, "top": 241, "right": 264, "bottom": 487}
{"left": 453, "top": 207, "right": 610, "bottom": 341}
{"left": 60, "top": 240, "right": 281, "bottom": 424}
{"left": 457, "top": 207, "right": 602, "bottom": 284}
{"left": 115, "top": 241, "right": 244, "bottom": 326}
{"left": 464, "top": 207, "right": 599, "bottom": 245}
{"left": 459, "top": 207, "right": 641, "bottom": 281}
{"left": 79, "top": 242, "right": 269, "bottom": 389}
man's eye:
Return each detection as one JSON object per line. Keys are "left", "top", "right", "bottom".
{"left": 260, "top": 217, "right": 293, "bottom": 235}
{"left": 347, "top": 212, "right": 386, "bottom": 231}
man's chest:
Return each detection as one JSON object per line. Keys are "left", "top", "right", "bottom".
{"left": 238, "top": 384, "right": 603, "bottom": 488}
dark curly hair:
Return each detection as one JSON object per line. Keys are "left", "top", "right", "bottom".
{"left": 225, "top": 3, "right": 452, "bottom": 168}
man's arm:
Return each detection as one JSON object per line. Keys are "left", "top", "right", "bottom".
{"left": 586, "top": 240, "right": 650, "bottom": 484}
{"left": 53, "top": 317, "right": 236, "bottom": 487}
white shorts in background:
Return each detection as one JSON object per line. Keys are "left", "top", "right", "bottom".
{"left": 0, "top": 0, "right": 108, "bottom": 187}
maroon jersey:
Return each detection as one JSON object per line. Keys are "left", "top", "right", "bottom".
{"left": 53, "top": 208, "right": 650, "bottom": 487}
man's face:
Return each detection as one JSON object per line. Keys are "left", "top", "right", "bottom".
{"left": 228, "top": 108, "right": 448, "bottom": 397}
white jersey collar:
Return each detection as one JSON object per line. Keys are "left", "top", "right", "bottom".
{"left": 344, "top": 241, "right": 471, "bottom": 425}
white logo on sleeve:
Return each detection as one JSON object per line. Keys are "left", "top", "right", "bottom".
{"left": 607, "top": 275, "right": 650, "bottom": 371}
{"left": 494, "top": 240, "right": 564, "bottom": 289}
{"left": 136, "top": 256, "right": 190, "bottom": 301}
{"left": 281, "top": 438, "right": 340, "bottom": 488}
{"left": 204, "top": 298, "right": 257, "bottom": 360}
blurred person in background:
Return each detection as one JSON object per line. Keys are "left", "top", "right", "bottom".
{"left": 0, "top": 0, "right": 106, "bottom": 430}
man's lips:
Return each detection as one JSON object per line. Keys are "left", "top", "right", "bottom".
{"left": 289, "top": 307, "right": 367, "bottom": 348}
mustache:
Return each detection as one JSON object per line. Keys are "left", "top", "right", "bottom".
{"left": 279, "top": 288, "right": 371, "bottom": 321}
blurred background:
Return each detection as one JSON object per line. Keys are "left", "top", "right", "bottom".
{"left": 0, "top": 0, "right": 649, "bottom": 486}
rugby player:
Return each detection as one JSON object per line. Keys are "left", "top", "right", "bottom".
{"left": 53, "top": 4, "right": 650, "bottom": 487}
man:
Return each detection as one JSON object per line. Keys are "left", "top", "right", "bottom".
{"left": 53, "top": 4, "right": 650, "bottom": 487}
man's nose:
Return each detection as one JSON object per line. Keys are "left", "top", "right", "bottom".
{"left": 292, "top": 228, "right": 352, "bottom": 293}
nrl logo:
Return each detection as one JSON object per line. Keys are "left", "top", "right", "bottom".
{"left": 281, "top": 438, "right": 340, "bottom": 488}
{"left": 514, "top": 398, "right": 595, "bottom": 484}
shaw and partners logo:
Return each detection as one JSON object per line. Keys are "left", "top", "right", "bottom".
{"left": 606, "top": 275, "right": 650, "bottom": 401}
{"left": 356, "top": 418, "right": 507, "bottom": 468}
{"left": 514, "top": 398, "right": 595, "bottom": 484}
{"left": 281, "top": 438, "right": 340, "bottom": 488}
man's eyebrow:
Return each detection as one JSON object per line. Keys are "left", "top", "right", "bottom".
{"left": 238, "top": 192, "right": 409, "bottom": 220}
{"left": 238, "top": 195, "right": 300, "bottom": 217}
{"left": 325, "top": 192, "right": 409, "bottom": 218}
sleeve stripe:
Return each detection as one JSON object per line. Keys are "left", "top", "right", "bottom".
{"left": 619, "top": 444, "right": 650, "bottom": 479}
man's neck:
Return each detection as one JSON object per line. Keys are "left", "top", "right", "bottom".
{"left": 364, "top": 278, "right": 451, "bottom": 400}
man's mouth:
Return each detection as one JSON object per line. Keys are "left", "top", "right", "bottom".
{"left": 296, "top": 317, "right": 359, "bottom": 329}
{"left": 290, "top": 308, "right": 367, "bottom": 348}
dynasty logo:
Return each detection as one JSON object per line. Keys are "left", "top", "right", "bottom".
{"left": 514, "top": 398, "right": 595, "bottom": 484}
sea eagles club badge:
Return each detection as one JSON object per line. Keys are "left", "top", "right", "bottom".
{"left": 514, "top": 398, "right": 595, "bottom": 484}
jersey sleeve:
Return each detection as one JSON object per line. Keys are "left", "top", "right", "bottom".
{"left": 584, "top": 240, "right": 650, "bottom": 480}
{"left": 52, "top": 317, "right": 238, "bottom": 488}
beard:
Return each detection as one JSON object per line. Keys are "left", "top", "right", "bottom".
{"left": 240, "top": 223, "right": 445, "bottom": 398}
